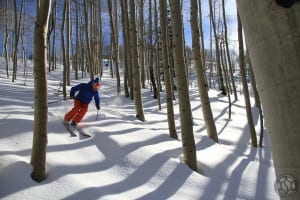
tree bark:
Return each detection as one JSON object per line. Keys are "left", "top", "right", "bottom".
{"left": 129, "top": 0, "right": 145, "bottom": 121}
{"left": 220, "top": 41, "right": 232, "bottom": 120}
{"left": 237, "top": 1, "right": 300, "bottom": 199}
{"left": 12, "top": 0, "right": 24, "bottom": 82}
{"left": 108, "top": 0, "right": 121, "bottom": 96}
{"left": 169, "top": 0, "right": 197, "bottom": 171}
{"left": 159, "top": 0, "right": 177, "bottom": 139}
{"left": 139, "top": 0, "right": 146, "bottom": 89}
{"left": 148, "top": 0, "right": 158, "bottom": 99}
{"left": 120, "top": 0, "right": 130, "bottom": 98}
{"left": 61, "top": 0, "right": 67, "bottom": 99}
{"left": 4, "top": 0, "right": 9, "bottom": 78}
{"left": 154, "top": 0, "right": 162, "bottom": 109}
{"left": 190, "top": 0, "right": 218, "bottom": 143}
{"left": 248, "top": 57, "right": 264, "bottom": 147}
{"left": 208, "top": 0, "right": 226, "bottom": 95}
{"left": 52, "top": 0, "right": 56, "bottom": 72}
{"left": 83, "top": 0, "right": 93, "bottom": 80}
{"left": 66, "top": 0, "right": 70, "bottom": 85}
{"left": 222, "top": 0, "right": 238, "bottom": 101}
{"left": 31, "top": 0, "right": 51, "bottom": 182}
{"left": 74, "top": 0, "right": 79, "bottom": 79}
{"left": 237, "top": 12, "right": 258, "bottom": 147}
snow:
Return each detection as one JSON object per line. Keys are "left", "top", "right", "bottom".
{"left": 0, "top": 59, "right": 278, "bottom": 199}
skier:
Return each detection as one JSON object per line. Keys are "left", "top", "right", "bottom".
{"left": 64, "top": 77, "right": 101, "bottom": 128}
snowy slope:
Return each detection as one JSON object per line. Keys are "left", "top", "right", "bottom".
{"left": 0, "top": 60, "right": 278, "bottom": 199}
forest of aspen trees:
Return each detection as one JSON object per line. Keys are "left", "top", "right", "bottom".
{"left": 0, "top": 1, "right": 299, "bottom": 199}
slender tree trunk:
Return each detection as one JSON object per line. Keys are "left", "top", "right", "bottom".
{"left": 167, "top": 24, "right": 176, "bottom": 100}
{"left": 4, "top": 0, "right": 9, "bottom": 78}
{"left": 237, "top": 13, "right": 257, "bottom": 147}
{"left": 12, "top": 0, "right": 24, "bottom": 82}
{"left": 160, "top": 0, "right": 177, "bottom": 139}
{"left": 83, "top": 0, "right": 93, "bottom": 80}
{"left": 61, "top": 0, "right": 67, "bottom": 99}
{"left": 114, "top": 0, "right": 120, "bottom": 94}
{"left": 47, "top": 1, "right": 54, "bottom": 73}
{"left": 208, "top": 0, "right": 226, "bottom": 95}
{"left": 97, "top": 0, "right": 103, "bottom": 77}
{"left": 196, "top": 0, "right": 209, "bottom": 91}
{"left": 51, "top": 0, "right": 56, "bottom": 71}
{"left": 12, "top": 0, "right": 18, "bottom": 82}
{"left": 139, "top": 0, "right": 146, "bottom": 89}
{"left": 74, "top": 0, "right": 80, "bottom": 79}
{"left": 190, "top": 0, "right": 218, "bottom": 142}
{"left": 120, "top": 0, "right": 130, "bottom": 98}
{"left": 222, "top": 0, "right": 238, "bottom": 100}
{"left": 125, "top": 0, "right": 134, "bottom": 100}
{"left": 248, "top": 56, "right": 264, "bottom": 147}
{"left": 169, "top": 0, "right": 197, "bottom": 171}
{"left": 108, "top": 0, "right": 121, "bottom": 96}
{"left": 208, "top": 23, "right": 213, "bottom": 88}
{"left": 108, "top": 50, "right": 113, "bottom": 76}
{"left": 154, "top": 0, "right": 161, "bottom": 109}
{"left": 220, "top": 41, "right": 232, "bottom": 120}
{"left": 31, "top": 0, "right": 51, "bottom": 182}
{"left": 198, "top": 0, "right": 205, "bottom": 69}
{"left": 66, "top": 0, "right": 70, "bottom": 85}
{"left": 21, "top": 0, "right": 27, "bottom": 83}
{"left": 148, "top": 0, "right": 158, "bottom": 99}
{"left": 90, "top": 2, "right": 96, "bottom": 77}
{"left": 79, "top": 23, "right": 85, "bottom": 77}
{"left": 129, "top": 0, "right": 145, "bottom": 121}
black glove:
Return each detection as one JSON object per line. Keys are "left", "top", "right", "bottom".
{"left": 70, "top": 96, "right": 75, "bottom": 99}
{"left": 96, "top": 105, "right": 100, "bottom": 110}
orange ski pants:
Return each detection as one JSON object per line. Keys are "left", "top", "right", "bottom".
{"left": 64, "top": 99, "right": 88, "bottom": 123}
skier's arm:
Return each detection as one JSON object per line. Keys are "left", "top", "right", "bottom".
{"left": 70, "top": 83, "right": 83, "bottom": 98}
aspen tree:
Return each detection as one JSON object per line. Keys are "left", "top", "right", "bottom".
{"left": 169, "top": 0, "right": 197, "bottom": 171}
{"left": 129, "top": 0, "right": 145, "bottom": 121}
{"left": 190, "top": 0, "right": 218, "bottom": 142}
{"left": 31, "top": 0, "right": 51, "bottom": 182}
{"left": 237, "top": 12, "right": 257, "bottom": 147}
{"left": 237, "top": 2, "right": 300, "bottom": 199}
{"left": 159, "top": 0, "right": 177, "bottom": 139}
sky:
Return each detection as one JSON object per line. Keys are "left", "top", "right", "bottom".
{"left": 0, "top": 56, "right": 279, "bottom": 199}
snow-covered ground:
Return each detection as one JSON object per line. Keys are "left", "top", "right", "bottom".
{"left": 0, "top": 59, "right": 278, "bottom": 199}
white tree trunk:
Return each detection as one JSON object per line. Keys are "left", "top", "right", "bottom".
{"left": 129, "top": 0, "right": 145, "bottom": 121}
{"left": 160, "top": 0, "right": 178, "bottom": 139}
{"left": 190, "top": 0, "right": 218, "bottom": 143}
{"left": 237, "top": 1, "right": 300, "bottom": 199}
{"left": 169, "top": 0, "right": 197, "bottom": 171}
{"left": 31, "top": 0, "right": 51, "bottom": 182}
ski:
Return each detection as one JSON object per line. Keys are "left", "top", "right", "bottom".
{"left": 62, "top": 122, "right": 91, "bottom": 138}
{"left": 63, "top": 123, "right": 77, "bottom": 137}
{"left": 77, "top": 127, "right": 91, "bottom": 138}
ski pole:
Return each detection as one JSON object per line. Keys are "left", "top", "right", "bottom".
{"left": 48, "top": 99, "right": 65, "bottom": 104}
{"left": 96, "top": 110, "right": 99, "bottom": 121}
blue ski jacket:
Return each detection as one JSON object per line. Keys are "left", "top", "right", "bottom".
{"left": 70, "top": 81, "right": 100, "bottom": 107}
